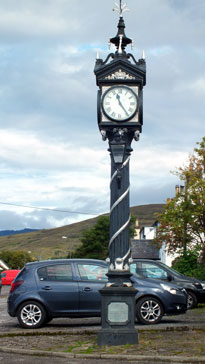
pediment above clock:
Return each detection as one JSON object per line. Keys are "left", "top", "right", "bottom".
{"left": 95, "top": 59, "right": 146, "bottom": 86}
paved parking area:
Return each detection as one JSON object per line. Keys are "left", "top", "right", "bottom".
{"left": 0, "top": 285, "right": 102, "bottom": 332}
{"left": 1, "top": 285, "right": 205, "bottom": 332}
{"left": 1, "top": 285, "right": 205, "bottom": 364}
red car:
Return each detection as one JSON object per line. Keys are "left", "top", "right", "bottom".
{"left": 1, "top": 270, "right": 20, "bottom": 285}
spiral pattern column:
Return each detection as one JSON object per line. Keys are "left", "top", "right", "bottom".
{"left": 109, "top": 150, "right": 131, "bottom": 271}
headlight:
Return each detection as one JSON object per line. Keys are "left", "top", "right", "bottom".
{"left": 201, "top": 283, "right": 205, "bottom": 290}
{"left": 160, "top": 283, "right": 178, "bottom": 295}
{"left": 194, "top": 283, "right": 203, "bottom": 289}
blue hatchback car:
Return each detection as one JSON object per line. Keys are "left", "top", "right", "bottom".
{"left": 7, "top": 259, "right": 187, "bottom": 329}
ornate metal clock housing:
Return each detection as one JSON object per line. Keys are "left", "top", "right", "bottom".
{"left": 94, "top": 15, "right": 146, "bottom": 135}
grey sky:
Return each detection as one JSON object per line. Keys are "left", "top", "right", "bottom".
{"left": 0, "top": 0, "right": 204, "bottom": 229}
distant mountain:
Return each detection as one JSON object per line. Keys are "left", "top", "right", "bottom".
{"left": 0, "top": 204, "right": 164, "bottom": 260}
{"left": 0, "top": 228, "right": 39, "bottom": 237}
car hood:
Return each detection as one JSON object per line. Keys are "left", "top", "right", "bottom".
{"left": 176, "top": 275, "right": 203, "bottom": 284}
{"left": 172, "top": 274, "right": 204, "bottom": 289}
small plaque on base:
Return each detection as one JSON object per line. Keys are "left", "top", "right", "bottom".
{"left": 108, "top": 302, "right": 128, "bottom": 323}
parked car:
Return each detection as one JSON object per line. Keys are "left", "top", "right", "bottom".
{"left": 0, "top": 273, "right": 2, "bottom": 294}
{"left": 7, "top": 259, "right": 187, "bottom": 329}
{"left": 1, "top": 270, "right": 21, "bottom": 285}
{"left": 130, "top": 259, "right": 205, "bottom": 309}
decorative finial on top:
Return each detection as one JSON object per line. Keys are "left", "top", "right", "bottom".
{"left": 113, "top": 0, "right": 129, "bottom": 17}
{"left": 110, "top": 1, "right": 132, "bottom": 53}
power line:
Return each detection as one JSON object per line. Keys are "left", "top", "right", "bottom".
{"left": 0, "top": 201, "right": 99, "bottom": 216}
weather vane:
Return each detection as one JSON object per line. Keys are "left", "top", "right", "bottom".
{"left": 112, "top": 0, "right": 129, "bottom": 16}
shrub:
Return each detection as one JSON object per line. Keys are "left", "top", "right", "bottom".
{"left": 172, "top": 251, "right": 205, "bottom": 280}
{"left": 0, "top": 250, "right": 34, "bottom": 269}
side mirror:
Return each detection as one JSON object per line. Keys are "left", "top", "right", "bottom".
{"left": 167, "top": 274, "right": 173, "bottom": 282}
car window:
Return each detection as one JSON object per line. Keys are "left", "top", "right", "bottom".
{"left": 1, "top": 272, "right": 6, "bottom": 278}
{"left": 130, "top": 264, "right": 142, "bottom": 278}
{"left": 140, "top": 262, "right": 168, "bottom": 279}
{"left": 37, "top": 264, "right": 73, "bottom": 281}
{"left": 77, "top": 264, "right": 108, "bottom": 281}
{"left": 130, "top": 264, "right": 136, "bottom": 274}
{"left": 130, "top": 264, "right": 142, "bottom": 275}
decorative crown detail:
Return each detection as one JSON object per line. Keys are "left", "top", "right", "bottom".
{"left": 105, "top": 69, "right": 135, "bottom": 80}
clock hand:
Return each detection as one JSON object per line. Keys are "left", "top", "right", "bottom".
{"left": 116, "top": 94, "right": 129, "bottom": 116}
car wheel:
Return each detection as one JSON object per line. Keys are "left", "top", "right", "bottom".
{"left": 187, "top": 291, "right": 197, "bottom": 309}
{"left": 17, "top": 301, "right": 46, "bottom": 329}
{"left": 136, "top": 296, "right": 164, "bottom": 325}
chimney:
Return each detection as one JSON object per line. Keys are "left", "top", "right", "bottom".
{"left": 175, "top": 185, "right": 179, "bottom": 196}
{"left": 180, "top": 185, "right": 185, "bottom": 193}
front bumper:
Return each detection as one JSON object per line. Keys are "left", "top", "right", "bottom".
{"left": 165, "top": 289, "right": 187, "bottom": 315}
{"left": 166, "top": 302, "right": 187, "bottom": 315}
{"left": 196, "top": 289, "right": 205, "bottom": 304}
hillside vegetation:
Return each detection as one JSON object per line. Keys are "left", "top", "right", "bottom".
{"left": 0, "top": 204, "right": 164, "bottom": 260}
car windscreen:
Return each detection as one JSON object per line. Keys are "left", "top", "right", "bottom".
{"left": 158, "top": 262, "right": 185, "bottom": 278}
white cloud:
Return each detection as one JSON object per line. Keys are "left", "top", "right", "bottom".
{"left": 149, "top": 46, "right": 174, "bottom": 57}
{"left": 131, "top": 146, "right": 187, "bottom": 180}
{"left": 0, "top": 11, "right": 67, "bottom": 38}
{"left": 0, "top": 129, "right": 107, "bottom": 170}
{"left": 0, "top": 130, "right": 189, "bottom": 229}
{"left": 176, "top": 77, "right": 205, "bottom": 94}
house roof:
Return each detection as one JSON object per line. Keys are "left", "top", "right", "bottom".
{"left": 131, "top": 239, "right": 160, "bottom": 260}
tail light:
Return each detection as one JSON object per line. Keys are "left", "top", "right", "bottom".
{"left": 10, "top": 280, "right": 24, "bottom": 293}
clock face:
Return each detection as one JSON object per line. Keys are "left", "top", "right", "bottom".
{"left": 102, "top": 86, "right": 138, "bottom": 122}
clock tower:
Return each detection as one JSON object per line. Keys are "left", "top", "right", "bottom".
{"left": 94, "top": 1, "right": 146, "bottom": 346}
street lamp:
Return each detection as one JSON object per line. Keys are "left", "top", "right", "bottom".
{"left": 94, "top": 1, "right": 146, "bottom": 346}
{"left": 109, "top": 142, "right": 125, "bottom": 164}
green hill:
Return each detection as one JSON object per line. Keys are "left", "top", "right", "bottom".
{"left": 0, "top": 204, "right": 164, "bottom": 260}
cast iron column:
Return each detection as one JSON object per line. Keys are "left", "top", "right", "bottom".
{"left": 98, "top": 129, "right": 139, "bottom": 346}
{"left": 95, "top": 1, "right": 146, "bottom": 346}
{"left": 107, "top": 129, "right": 133, "bottom": 285}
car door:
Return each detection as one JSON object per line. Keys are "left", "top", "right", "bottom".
{"left": 36, "top": 263, "right": 79, "bottom": 314}
{"left": 76, "top": 262, "right": 108, "bottom": 313}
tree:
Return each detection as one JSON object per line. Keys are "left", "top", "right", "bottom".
{"left": 72, "top": 215, "right": 136, "bottom": 260}
{"left": 72, "top": 216, "right": 110, "bottom": 259}
{"left": 155, "top": 137, "right": 205, "bottom": 258}
{"left": 0, "top": 250, "right": 34, "bottom": 269}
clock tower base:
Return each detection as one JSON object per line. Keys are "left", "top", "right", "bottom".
{"left": 97, "top": 285, "right": 138, "bottom": 346}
